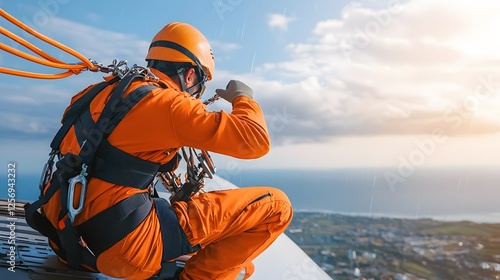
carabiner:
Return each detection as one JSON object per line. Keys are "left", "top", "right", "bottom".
{"left": 203, "top": 94, "right": 220, "bottom": 105}
{"left": 198, "top": 150, "right": 216, "bottom": 179}
{"left": 67, "top": 164, "right": 88, "bottom": 223}
{"left": 38, "top": 151, "right": 56, "bottom": 190}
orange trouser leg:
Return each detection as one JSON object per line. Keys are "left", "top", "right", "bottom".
{"left": 172, "top": 186, "right": 293, "bottom": 280}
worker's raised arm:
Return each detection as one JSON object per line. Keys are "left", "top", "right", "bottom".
{"left": 169, "top": 80, "right": 270, "bottom": 159}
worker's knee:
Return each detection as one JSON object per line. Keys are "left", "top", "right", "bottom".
{"left": 242, "top": 186, "right": 293, "bottom": 226}
{"left": 268, "top": 187, "right": 293, "bottom": 226}
{"left": 270, "top": 187, "right": 290, "bottom": 204}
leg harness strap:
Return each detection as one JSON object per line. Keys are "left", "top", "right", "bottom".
{"left": 154, "top": 198, "right": 201, "bottom": 278}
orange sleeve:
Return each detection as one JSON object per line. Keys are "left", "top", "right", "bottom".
{"left": 169, "top": 94, "right": 270, "bottom": 159}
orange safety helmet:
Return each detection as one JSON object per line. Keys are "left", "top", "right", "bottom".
{"left": 146, "top": 22, "right": 214, "bottom": 81}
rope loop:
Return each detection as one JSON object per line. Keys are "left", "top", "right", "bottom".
{"left": 0, "top": 8, "right": 97, "bottom": 79}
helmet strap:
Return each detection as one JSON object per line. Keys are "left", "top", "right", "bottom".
{"left": 176, "top": 68, "right": 188, "bottom": 92}
{"left": 177, "top": 67, "right": 206, "bottom": 98}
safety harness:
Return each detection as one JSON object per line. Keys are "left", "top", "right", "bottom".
{"left": 1, "top": 8, "right": 204, "bottom": 276}
{"left": 24, "top": 73, "right": 198, "bottom": 278}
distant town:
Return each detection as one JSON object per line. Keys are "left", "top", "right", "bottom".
{"left": 287, "top": 212, "right": 500, "bottom": 280}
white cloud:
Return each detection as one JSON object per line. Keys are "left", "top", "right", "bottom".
{"left": 3, "top": 1, "right": 500, "bottom": 155}
{"left": 0, "top": 81, "right": 74, "bottom": 140}
{"left": 210, "top": 40, "right": 240, "bottom": 52}
{"left": 41, "top": 17, "right": 150, "bottom": 66}
{"left": 251, "top": 0, "right": 500, "bottom": 145}
{"left": 86, "top": 12, "right": 102, "bottom": 23}
{"left": 267, "top": 13, "right": 295, "bottom": 31}
{"left": 210, "top": 40, "right": 241, "bottom": 62}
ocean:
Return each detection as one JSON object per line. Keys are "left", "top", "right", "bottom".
{"left": 2, "top": 167, "right": 499, "bottom": 224}
{"left": 223, "top": 167, "right": 500, "bottom": 224}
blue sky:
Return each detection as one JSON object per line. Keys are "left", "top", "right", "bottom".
{"left": 1, "top": 0, "right": 500, "bottom": 177}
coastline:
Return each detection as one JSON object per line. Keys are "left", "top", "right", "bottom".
{"left": 293, "top": 208, "right": 500, "bottom": 224}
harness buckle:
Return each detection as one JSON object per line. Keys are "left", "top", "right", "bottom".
{"left": 67, "top": 164, "right": 88, "bottom": 223}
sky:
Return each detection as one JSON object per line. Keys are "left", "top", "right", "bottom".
{"left": 1, "top": 0, "right": 500, "bottom": 176}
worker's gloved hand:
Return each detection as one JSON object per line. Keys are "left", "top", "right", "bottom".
{"left": 216, "top": 80, "right": 253, "bottom": 103}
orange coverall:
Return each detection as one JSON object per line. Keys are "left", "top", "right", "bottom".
{"left": 42, "top": 68, "right": 293, "bottom": 279}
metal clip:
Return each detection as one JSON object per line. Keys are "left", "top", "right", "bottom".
{"left": 159, "top": 172, "right": 181, "bottom": 192}
{"left": 197, "top": 150, "right": 216, "bottom": 179}
{"left": 130, "top": 64, "right": 159, "bottom": 82}
{"left": 38, "top": 151, "right": 56, "bottom": 190}
{"left": 88, "top": 59, "right": 130, "bottom": 78}
{"left": 67, "top": 164, "right": 88, "bottom": 223}
{"left": 203, "top": 94, "right": 220, "bottom": 105}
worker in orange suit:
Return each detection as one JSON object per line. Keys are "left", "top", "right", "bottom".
{"left": 35, "top": 22, "right": 293, "bottom": 280}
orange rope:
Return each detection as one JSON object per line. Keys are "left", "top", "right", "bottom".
{"left": 0, "top": 67, "right": 75, "bottom": 79}
{"left": 0, "top": 8, "right": 95, "bottom": 69}
{"left": 0, "top": 43, "right": 86, "bottom": 70}
{"left": 0, "top": 26, "right": 64, "bottom": 64}
{"left": 0, "top": 8, "right": 98, "bottom": 79}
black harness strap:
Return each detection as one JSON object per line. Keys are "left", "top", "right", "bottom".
{"left": 76, "top": 97, "right": 176, "bottom": 190}
{"left": 56, "top": 76, "right": 156, "bottom": 270}
{"left": 25, "top": 73, "right": 191, "bottom": 276}
{"left": 24, "top": 78, "right": 120, "bottom": 250}
{"left": 74, "top": 116, "right": 88, "bottom": 147}
{"left": 76, "top": 192, "right": 152, "bottom": 256}
{"left": 57, "top": 74, "right": 143, "bottom": 222}
{"left": 77, "top": 74, "right": 142, "bottom": 164}
{"left": 26, "top": 74, "right": 154, "bottom": 269}
{"left": 24, "top": 174, "right": 64, "bottom": 248}
{"left": 153, "top": 197, "right": 200, "bottom": 278}
{"left": 91, "top": 141, "right": 162, "bottom": 189}
{"left": 50, "top": 78, "right": 118, "bottom": 151}
{"left": 49, "top": 74, "right": 142, "bottom": 270}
